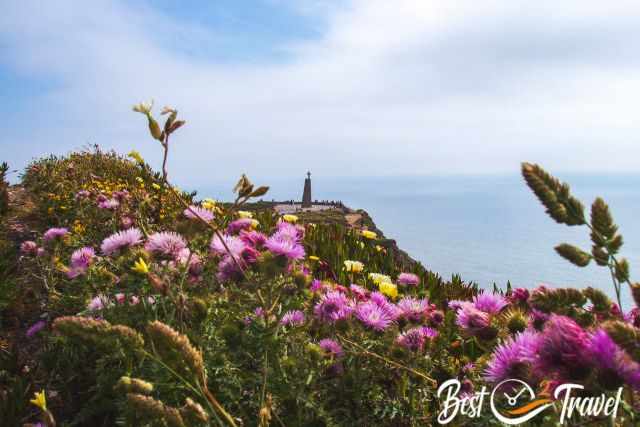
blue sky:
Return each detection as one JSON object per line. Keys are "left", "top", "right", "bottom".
{"left": 2, "top": 1, "right": 640, "bottom": 188}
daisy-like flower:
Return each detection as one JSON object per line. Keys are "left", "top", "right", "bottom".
{"left": 314, "top": 291, "right": 353, "bottom": 323}
{"left": 240, "top": 230, "right": 268, "bottom": 249}
{"left": 274, "top": 221, "right": 304, "bottom": 241}
{"left": 589, "top": 329, "right": 640, "bottom": 390}
{"left": 87, "top": 294, "right": 108, "bottom": 311}
{"left": 265, "top": 234, "right": 305, "bottom": 261}
{"left": 145, "top": 232, "right": 187, "bottom": 257}
{"left": 43, "top": 227, "right": 69, "bottom": 242}
{"left": 184, "top": 205, "right": 214, "bottom": 222}
{"left": 280, "top": 310, "right": 305, "bottom": 327}
{"left": 397, "top": 272, "right": 420, "bottom": 287}
{"left": 210, "top": 234, "right": 247, "bottom": 258}
{"left": 356, "top": 301, "right": 394, "bottom": 331}
{"left": 454, "top": 302, "right": 491, "bottom": 335}
{"left": 473, "top": 293, "right": 508, "bottom": 314}
{"left": 101, "top": 228, "right": 143, "bottom": 255}
{"left": 379, "top": 282, "right": 398, "bottom": 299}
{"left": 484, "top": 330, "right": 540, "bottom": 385}
{"left": 318, "top": 338, "right": 344, "bottom": 358}
{"left": 132, "top": 257, "right": 150, "bottom": 274}
{"left": 344, "top": 260, "right": 364, "bottom": 273}
{"left": 349, "top": 284, "right": 369, "bottom": 301}
{"left": 397, "top": 297, "right": 430, "bottom": 323}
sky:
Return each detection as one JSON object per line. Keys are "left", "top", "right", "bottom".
{"left": 2, "top": 0, "right": 640, "bottom": 188}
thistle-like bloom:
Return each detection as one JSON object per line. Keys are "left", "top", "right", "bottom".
{"left": 240, "top": 230, "right": 268, "bottom": 249}
{"left": 70, "top": 246, "right": 95, "bottom": 269}
{"left": 210, "top": 234, "right": 247, "bottom": 258}
{"left": 397, "top": 297, "right": 430, "bottom": 322}
{"left": 43, "top": 227, "right": 69, "bottom": 242}
{"left": 274, "top": 221, "right": 304, "bottom": 241}
{"left": 20, "top": 241, "right": 38, "bottom": 255}
{"left": 145, "top": 232, "right": 187, "bottom": 257}
{"left": 396, "top": 327, "right": 428, "bottom": 351}
{"left": 356, "top": 301, "right": 394, "bottom": 331}
{"left": 509, "top": 288, "right": 530, "bottom": 304}
{"left": 455, "top": 303, "right": 490, "bottom": 334}
{"left": 473, "top": 293, "right": 508, "bottom": 314}
{"left": 484, "top": 330, "right": 539, "bottom": 385}
{"left": 265, "top": 234, "right": 305, "bottom": 260}
{"left": 349, "top": 284, "right": 369, "bottom": 301}
{"left": 344, "top": 260, "right": 364, "bottom": 273}
{"left": 26, "top": 320, "right": 46, "bottom": 338}
{"left": 87, "top": 294, "right": 108, "bottom": 311}
{"left": 530, "top": 314, "right": 592, "bottom": 382}
{"left": 397, "top": 272, "right": 420, "bottom": 286}
{"left": 280, "top": 310, "right": 305, "bottom": 327}
{"left": 589, "top": 329, "right": 640, "bottom": 390}
{"left": 98, "top": 198, "right": 120, "bottom": 210}
{"left": 314, "top": 291, "right": 353, "bottom": 323}
{"left": 184, "top": 205, "right": 214, "bottom": 222}
{"left": 101, "top": 228, "right": 143, "bottom": 255}
{"left": 227, "top": 218, "right": 256, "bottom": 234}
{"left": 318, "top": 338, "right": 343, "bottom": 358}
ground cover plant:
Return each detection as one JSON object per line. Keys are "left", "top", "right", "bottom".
{"left": 1, "top": 102, "right": 639, "bottom": 426}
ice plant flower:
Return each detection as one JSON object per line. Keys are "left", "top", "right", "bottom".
{"left": 20, "top": 241, "right": 38, "bottom": 255}
{"left": 484, "top": 331, "right": 540, "bottom": 385}
{"left": 473, "top": 293, "right": 508, "bottom": 314}
{"left": 87, "top": 295, "right": 108, "bottom": 311}
{"left": 237, "top": 210, "right": 253, "bottom": 219}
{"left": 210, "top": 234, "right": 247, "bottom": 258}
{"left": 43, "top": 227, "right": 69, "bottom": 242}
{"left": 344, "top": 260, "right": 364, "bottom": 273}
{"left": 30, "top": 390, "right": 47, "bottom": 411}
{"left": 379, "top": 282, "right": 398, "bottom": 299}
{"left": 239, "top": 230, "right": 268, "bottom": 249}
{"left": 356, "top": 301, "right": 394, "bottom": 331}
{"left": 132, "top": 257, "right": 149, "bottom": 274}
{"left": 397, "top": 297, "right": 430, "bottom": 322}
{"left": 101, "top": 228, "right": 143, "bottom": 255}
{"left": 361, "top": 230, "right": 377, "bottom": 239}
{"left": 184, "top": 205, "right": 214, "bottom": 222}
{"left": 314, "top": 291, "right": 353, "bottom": 323}
{"left": 369, "top": 273, "right": 391, "bottom": 285}
{"left": 280, "top": 310, "right": 305, "bottom": 327}
{"left": 227, "top": 218, "right": 256, "bottom": 234}
{"left": 282, "top": 214, "right": 298, "bottom": 223}
{"left": 589, "top": 329, "right": 640, "bottom": 390}
{"left": 318, "top": 338, "right": 343, "bottom": 358}
{"left": 396, "top": 327, "right": 427, "bottom": 351}
{"left": 265, "top": 234, "right": 305, "bottom": 261}
{"left": 70, "top": 247, "right": 95, "bottom": 269}
{"left": 397, "top": 272, "right": 420, "bottom": 287}
{"left": 145, "top": 232, "right": 187, "bottom": 257}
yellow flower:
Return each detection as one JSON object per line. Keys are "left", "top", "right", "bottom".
{"left": 202, "top": 198, "right": 217, "bottom": 211}
{"left": 237, "top": 210, "right": 253, "bottom": 219}
{"left": 132, "top": 258, "right": 149, "bottom": 274}
{"left": 308, "top": 255, "right": 320, "bottom": 262}
{"left": 151, "top": 183, "right": 161, "bottom": 190}
{"left": 375, "top": 245, "right": 384, "bottom": 252}
{"left": 361, "top": 230, "right": 377, "bottom": 240}
{"left": 128, "top": 150, "right": 144, "bottom": 164}
{"left": 379, "top": 282, "right": 398, "bottom": 299}
{"left": 30, "top": 390, "right": 47, "bottom": 411}
{"left": 282, "top": 214, "right": 298, "bottom": 223}
{"left": 250, "top": 219, "right": 260, "bottom": 229}
{"left": 368, "top": 273, "right": 391, "bottom": 285}
{"left": 344, "top": 260, "right": 364, "bottom": 273}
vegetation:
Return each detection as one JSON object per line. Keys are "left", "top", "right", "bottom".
{"left": 0, "top": 103, "right": 639, "bottom": 426}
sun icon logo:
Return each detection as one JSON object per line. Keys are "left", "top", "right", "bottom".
{"left": 490, "top": 379, "right": 553, "bottom": 425}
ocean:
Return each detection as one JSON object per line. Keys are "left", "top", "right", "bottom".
{"left": 198, "top": 173, "right": 640, "bottom": 308}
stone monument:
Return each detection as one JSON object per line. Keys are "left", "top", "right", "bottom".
{"left": 302, "top": 171, "right": 312, "bottom": 208}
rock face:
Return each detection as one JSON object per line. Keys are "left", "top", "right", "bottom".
{"left": 302, "top": 171, "right": 312, "bottom": 208}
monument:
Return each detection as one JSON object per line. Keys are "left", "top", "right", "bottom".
{"left": 302, "top": 171, "right": 312, "bottom": 208}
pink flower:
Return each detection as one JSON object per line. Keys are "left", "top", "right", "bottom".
{"left": 397, "top": 273, "right": 420, "bottom": 286}
{"left": 101, "top": 228, "right": 143, "bottom": 255}
{"left": 43, "top": 227, "right": 69, "bottom": 242}
{"left": 184, "top": 206, "right": 214, "bottom": 222}
{"left": 145, "top": 232, "right": 187, "bottom": 257}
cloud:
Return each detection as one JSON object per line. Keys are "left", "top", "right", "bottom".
{"left": 1, "top": 0, "right": 640, "bottom": 188}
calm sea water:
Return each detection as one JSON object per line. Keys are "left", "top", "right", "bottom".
{"left": 198, "top": 174, "right": 640, "bottom": 308}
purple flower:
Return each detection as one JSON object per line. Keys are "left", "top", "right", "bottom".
{"left": 428, "top": 310, "right": 444, "bottom": 326}
{"left": 314, "top": 291, "right": 353, "bottom": 323}
{"left": 589, "top": 329, "right": 640, "bottom": 390}
{"left": 120, "top": 216, "right": 134, "bottom": 229}
{"left": 184, "top": 206, "right": 214, "bottom": 223}
{"left": 473, "top": 293, "right": 508, "bottom": 314}
{"left": 274, "top": 221, "right": 304, "bottom": 242}
{"left": 227, "top": 218, "right": 255, "bottom": 234}
{"left": 396, "top": 327, "right": 427, "bottom": 351}
{"left": 26, "top": 320, "right": 46, "bottom": 338}
{"left": 265, "top": 235, "right": 305, "bottom": 260}
{"left": 530, "top": 315, "right": 592, "bottom": 382}
{"left": 484, "top": 330, "right": 539, "bottom": 385}
{"left": 101, "top": 228, "right": 143, "bottom": 255}
{"left": 145, "top": 232, "right": 187, "bottom": 257}
{"left": 75, "top": 190, "right": 90, "bottom": 200}
{"left": 175, "top": 248, "right": 203, "bottom": 276}
{"left": 280, "top": 310, "right": 305, "bottom": 327}
{"left": 349, "top": 284, "right": 368, "bottom": 301}
{"left": 210, "top": 234, "right": 247, "bottom": 258}
{"left": 87, "top": 294, "right": 108, "bottom": 311}
{"left": 70, "top": 246, "right": 95, "bottom": 269}
{"left": 98, "top": 198, "right": 120, "bottom": 209}
{"left": 43, "top": 227, "right": 69, "bottom": 242}
{"left": 240, "top": 230, "right": 267, "bottom": 249}
{"left": 509, "top": 288, "right": 530, "bottom": 304}
{"left": 420, "top": 326, "right": 439, "bottom": 339}
{"left": 310, "top": 279, "right": 326, "bottom": 293}
{"left": 397, "top": 272, "right": 420, "bottom": 286}
{"left": 319, "top": 338, "right": 343, "bottom": 358}
{"left": 455, "top": 303, "right": 490, "bottom": 334}
{"left": 397, "top": 297, "right": 430, "bottom": 323}
{"left": 355, "top": 301, "right": 394, "bottom": 331}
{"left": 20, "top": 241, "right": 38, "bottom": 255}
